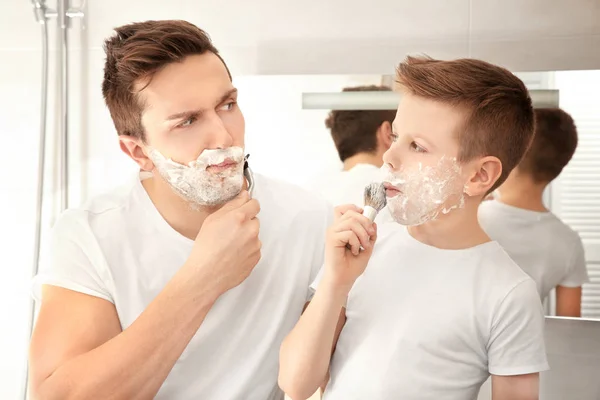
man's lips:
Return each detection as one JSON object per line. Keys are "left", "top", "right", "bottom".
{"left": 383, "top": 182, "right": 401, "bottom": 197}
{"left": 207, "top": 159, "right": 238, "bottom": 172}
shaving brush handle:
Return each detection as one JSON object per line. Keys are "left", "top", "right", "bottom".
{"left": 363, "top": 206, "right": 378, "bottom": 222}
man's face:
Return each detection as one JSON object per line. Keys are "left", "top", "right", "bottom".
{"left": 136, "top": 53, "right": 246, "bottom": 206}
{"left": 381, "top": 93, "right": 468, "bottom": 225}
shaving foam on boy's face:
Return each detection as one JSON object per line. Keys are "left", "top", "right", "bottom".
{"left": 382, "top": 156, "right": 466, "bottom": 226}
{"left": 149, "top": 146, "right": 245, "bottom": 207}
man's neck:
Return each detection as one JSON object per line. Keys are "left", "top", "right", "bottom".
{"left": 407, "top": 198, "right": 490, "bottom": 250}
{"left": 497, "top": 180, "right": 548, "bottom": 212}
{"left": 342, "top": 153, "right": 383, "bottom": 171}
{"left": 142, "top": 175, "right": 218, "bottom": 240}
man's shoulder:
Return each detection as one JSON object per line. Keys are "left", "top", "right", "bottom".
{"left": 52, "top": 179, "right": 140, "bottom": 237}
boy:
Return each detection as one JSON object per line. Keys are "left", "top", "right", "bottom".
{"left": 479, "top": 108, "right": 589, "bottom": 316}
{"left": 279, "top": 56, "right": 548, "bottom": 400}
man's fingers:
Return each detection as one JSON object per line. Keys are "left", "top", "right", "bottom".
{"left": 238, "top": 198, "right": 261, "bottom": 220}
{"left": 218, "top": 190, "right": 251, "bottom": 214}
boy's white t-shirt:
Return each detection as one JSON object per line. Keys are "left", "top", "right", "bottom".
{"left": 311, "top": 223, "right": 549, "bottom": 400}
{"left": 32, "top": 172, "right": 333, "bottom": 400}
{"left": 479, "top": 200, "right": 589, "bottom": 300}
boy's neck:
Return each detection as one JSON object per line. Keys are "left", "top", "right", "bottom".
{"left": 497, "top": 178, "right": 549, "bottom": 212}
{"left": 407, "top": 198, "right": 490, "bottom": 250}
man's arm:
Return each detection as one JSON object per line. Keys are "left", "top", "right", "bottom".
{"left": 30, "top": 273, "right": 218, "bottom": 400}
{"left": 555, "top": 285, "right": 582, "bottom": 317}
{"left": 29, "top": 191, "right": 262, "bottom": 400}
{"left": 492, "top": 373, "right": 539, "bottom": 400}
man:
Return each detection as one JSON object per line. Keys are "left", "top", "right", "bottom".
{"left": 28, "top": 20, "right": 331, "bottom": 400}
{"left": 310, "top": 85, "right": 395, "bottom": 208}
{"left": 280, "top": 56, "right": 547, "bottom": 400}
{"left": 479, "top": 108, "right": 588, "bottom": 316}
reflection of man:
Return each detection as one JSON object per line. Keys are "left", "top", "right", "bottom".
{"left": 28, "top": 20, "right": 331, "bottom": 400}
{"left": 309, "top": 86, "right": 395, "bottom": 210}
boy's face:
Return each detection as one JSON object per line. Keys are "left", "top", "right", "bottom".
{"left": 119, "top": 53, "right": 246, "bottom": 206}
{"left": 382, "top": 93, "right": 471, "bottom": 225}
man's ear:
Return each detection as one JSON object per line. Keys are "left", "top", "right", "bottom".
{"left": 464, "top": 156, "right": 502, "bottom": 197}
{"left": 119, "top": 135, "right": 154, "bottom": 171}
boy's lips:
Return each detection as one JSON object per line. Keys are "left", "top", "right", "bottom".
{"left": 383, "top": 182, "right": 401, "bottom": 197}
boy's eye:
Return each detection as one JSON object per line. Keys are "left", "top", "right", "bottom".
{"left": 410, "top": 141, "right": 427, "bottom": 153}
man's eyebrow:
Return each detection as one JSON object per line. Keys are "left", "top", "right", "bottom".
{"left": 166, "top": 109, "right": 202, "bottom": 121}
{"left": 165, "top": 88, "right": 238, "bottom": 121}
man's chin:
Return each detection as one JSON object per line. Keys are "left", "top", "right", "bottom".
{"left": 185, "top": 187, "right": 243, "bottom": 209}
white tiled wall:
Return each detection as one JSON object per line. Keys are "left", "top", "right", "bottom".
{"left": 2, "top": 1, "right": 600, "bottom": 399}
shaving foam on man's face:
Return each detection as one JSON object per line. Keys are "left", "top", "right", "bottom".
{"left": 149, "top": 146, "right": 245, "bottom": 207}
{"left": 381, "top": 156, "right": 466, "bottom": 226}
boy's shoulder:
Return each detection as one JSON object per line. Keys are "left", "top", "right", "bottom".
{"left": 380, "top": 223, "right": 535, "bottom": 297}
{"left": 479, "top": 199, "right": 582, "bottom": 248}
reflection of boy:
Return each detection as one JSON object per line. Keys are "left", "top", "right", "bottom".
{"left": 480, "top": 108, "right": 588, "bottom": 316}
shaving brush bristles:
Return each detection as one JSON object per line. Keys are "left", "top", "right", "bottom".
{"left": 364, "top": 183, "right": 387, "bottom": 213}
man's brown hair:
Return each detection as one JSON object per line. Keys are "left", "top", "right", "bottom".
{"left": 102, "top": 20, "right": 230, "bottom": 141}
{"left": 518, "top": 108, "right": 578, "bottom": 183}
{"left": 325, "top": 85, "right": 396, "bottom": 162}
{"left": 395, "top": 56, "right": 535, "bottom": 192}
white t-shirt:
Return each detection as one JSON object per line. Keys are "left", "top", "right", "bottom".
{"left": 312, "top": 223, "right": 549, "bottom": 400}
{"left": 309, "top": 163, "right": 381, "bottom": 207}
{"left": 32, "top": 172, "right": 333, "bottom": 400}
{"left": 479, "top": 200, "right": 589, "bottom": 300}
{"left": 308, "top": 163, "right": 393, "bottom": 223}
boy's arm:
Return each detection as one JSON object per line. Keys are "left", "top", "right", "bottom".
{"left": 556, "top": 238, "right": 588, "bottom": 317}
{"left": 556, "top": 286, "right": 582, "bottom": 317}
{"left": 279, "top": 281, "right": 348, "bottom": 400}
{"left": 279, "top": 204, "right": 376, "bottom": 400}
{"left": 492, "top": 373, "right": 539, "bottom": 400}
{"left": 320, "top": 308, "right": 347, "bottom": 394}
{"left": 488, "top": 279, "right": 548, "bottom": 400}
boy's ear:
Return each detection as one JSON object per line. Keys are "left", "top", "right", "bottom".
{"left": 464, "top": 156, "right": 502, "bottom": 197}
